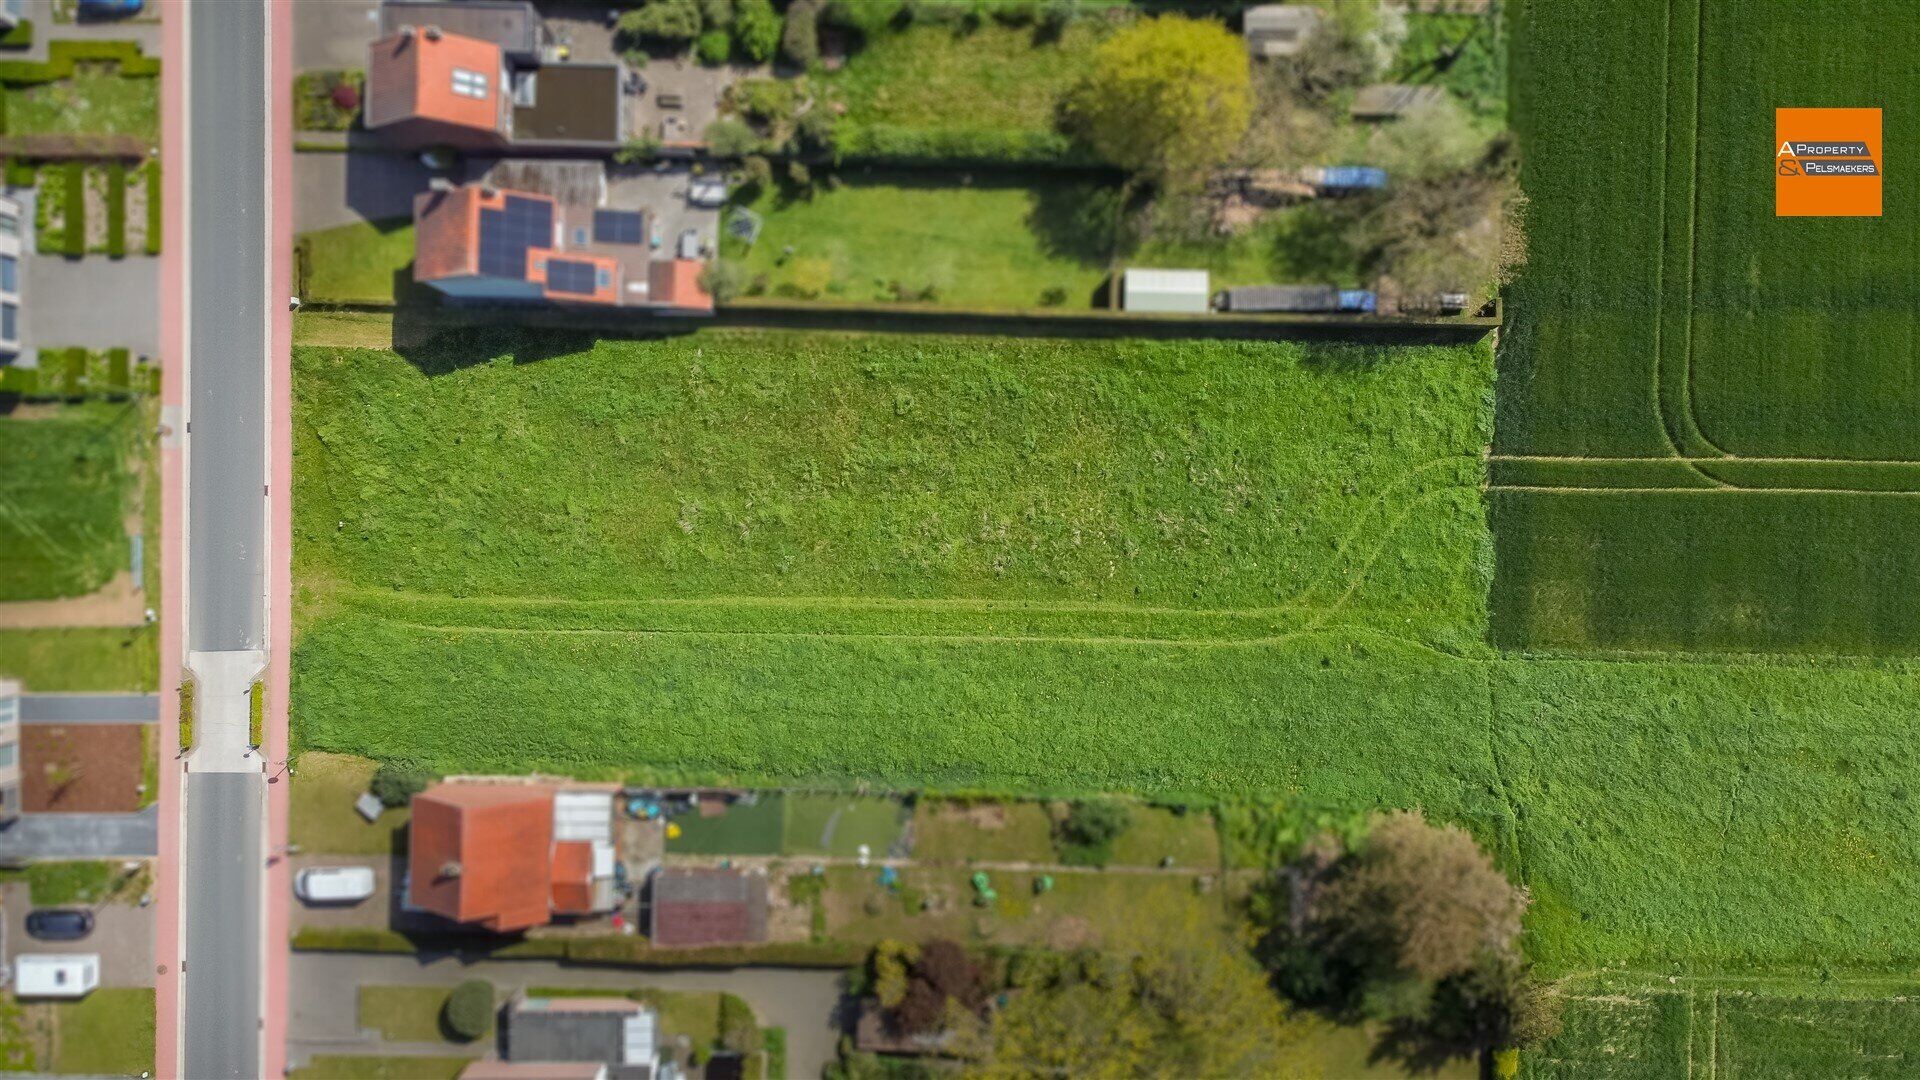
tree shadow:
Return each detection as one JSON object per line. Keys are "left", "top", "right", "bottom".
{"left": 1026, "top": 180, "right": 1125, "bottom": 269}
{"left": 388, "top": 304, "right": 697, "bottom": 378}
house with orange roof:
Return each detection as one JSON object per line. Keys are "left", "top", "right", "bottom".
{"left": 407, "top": 781, "right": 622, "bottom": 933}
{"left": 412, "top": 181, "right": 714, "bottom": 314}
{"left": 365, "top": 12, "right": 623, "bottom": 152}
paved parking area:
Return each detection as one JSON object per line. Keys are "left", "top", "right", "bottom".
{"left": 0, "top": 806, "right": 158, "bottom": 859}
{"left": 2, "top": 878, "right": 153, "bottom": 988}
{"left": 294, "top": 0, "right": 380, "bottom": 72}
{"left": 608, "top": 165, "right": 721, "bottom": 256}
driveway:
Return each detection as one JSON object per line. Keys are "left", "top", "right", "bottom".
{"left": 21, "top": 220, "right": 161, "bottom": 360}
{"left": 607, "top": 164, "right": 720, "bottom": 256}
{"left": 294, "top": 150, "right": 434, "bottom": 233}
{"left": 293, "top": 0, "right": 380, "bottom": 72}
{"left": 2, "top": 879, "right": 152, "bottom": 988}
{"left": 19, "top": 694, "right": 158, "bottom": 724}
{"left": 0, "top": 805, "right": 158, "bottom": 859}
{"left": 290, "top": 950, "right": 845, "bottom": 1078}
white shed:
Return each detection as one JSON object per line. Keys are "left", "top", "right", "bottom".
{"left": 1245, "top": 5, "right": 1323, "bottom": 59}
{"left": 1123, "top": 269, "right": 1212, "bottom": 314}
{"left": 14, "top": 954, "right": 99, "bottom": 999}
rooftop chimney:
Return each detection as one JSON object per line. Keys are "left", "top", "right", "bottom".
{"left": 423, "top": 24, "right": 442, "bottom": 41}
{"left": 428, "top": 177, "right": 455, "bottom": 193}
{"left": 438, "top": 861, "right": 463, "bottom": 879}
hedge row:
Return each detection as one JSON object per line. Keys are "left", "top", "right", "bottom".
{"left": 0, "top": 19, "right": 31, "bottom": 51}
{"left": 0, "top": 347, "right": 146, "bottom": 400}
{"left": 60, "top": 159, "right": 82, "bottom": 256}
{"left": 290, "top": 926, "right": 863, "bottom": 969}
{"left": 828, "top": 122, "right": 1094, "bottom": 168}
{"left": 0, "top": 39, "right": 159, "bottom": 85}
{"left": 105, "top": 161, "right": 125, "bottom": 256}
{"left": 143, "top": 158, "right": 159, "bottom": 255}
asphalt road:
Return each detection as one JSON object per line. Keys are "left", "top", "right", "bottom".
{"left": 18, "top": 693, "right": 159, "bottom": 723}
{"left": 187, "top": 0, "right": 267, "bottom": 656}
{"left": 183, "top": 773, "right": 263, "bottom": 1078}
{"left": 182, "top": 2, "right": 270, "bottom": 1077}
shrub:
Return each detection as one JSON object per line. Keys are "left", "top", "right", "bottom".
{"left": 0, "top": 40, "right": 158, "bottom": 84}
{"left": 1056, "top": 799, "right": 1130, "bottom": 866}
{"left": 61, "top": 347, "right": 84, "bottom": 397}
{"left": 442, "top": 980, "right": 493, "bottom": 1041}
{"left": 106, "top": 348, "right": 130, "bottom": 396}
{"left": 719, "top": 992, "right": 759, "bottom": 1053}
{"left": 700, "top": 0, "right": 735, "bottom": 28}
{"left": 620, "top": 0, "right": 703, "bottom": 45}
{"left": 733, "top": 78, "right": 798, "bottom": 127}
{"left": 106, "top": 162, "right": 126, "bottom": 257}
{"left": 1039, "top": 285, "right": 1068, "bottom": 306}
{"left": 784, "top": 158, "right": 811, "bottom": 188}
{"left": 736, "top": 153, "right": 774, "bottom": 195}
{"left": 704, "top": 116, "right": 761, "bottom": 157}
{"left": 891, "top": 939, "right": 988, "bottom": 1035}
{"left": 696, "top": 28, "right": 732, "bottom": 64}
{"left": 698, "top": 260, "right": 748, "bottom": 302}
{"left": 4, "top": 159, "right": 34, "bottom": 188}
{"left": 61, "top": 161, "right": 83, "bottom": 257}
{"left": 178, "top": 677, "right": 195, "bottom": 751}
{"left": 829, "top": 123, "right": 1087, "bottom": 167}
{"left": 793, "top": 105, "right": 836, "bottom": 154}
{"left": 781, "top": 0, "right": 821, "bottom": 67}
{"left": 369, "top": 763, "right": 430, "bottom": 807}
{"left": 248, "top": 679, "right": 264, "bottom": 747}
{"left": 294, "top": 70, "right": 363, "bottom": 131}
{"left": 0, "top": 18, "right": 31, "bottom": 50}
{"left": 825, "top": 0, "right": 901, "bottom": 37}
{"left": 143, "top": 159, "right": 160, "bottom": 255}
{"left": 614, "top": 134, "right": 662, "bottom": 164}
{"left": 733, "top": 0, "right": 781, "bottom": 62}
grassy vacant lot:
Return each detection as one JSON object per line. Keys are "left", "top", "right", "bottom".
{"left": 1492, "top": 0, "right": 1920, "bottom": 653}
{"left": 910, "top": 799, "right": 1219, "bottom": 868}
{"left": 0, "top": 403, "right": 137, "bottom": 601}
{"left": 728, "top": 173, "right": 1117, "bottom": 308}
{"left": 823, "top": 21, "right": 1106, "bottom": 147}
{"left": 4, "top": 68, "right": 158, "bottom": 140}
{"left": 298, "top": 219, "right": 415, "bottom": 306}
{"left": 52, "top": 989, "right": 154, "bottom": 1076}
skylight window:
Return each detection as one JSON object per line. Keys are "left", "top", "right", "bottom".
{"left": 451, "top": 68, "right": 489, "bottom": 99}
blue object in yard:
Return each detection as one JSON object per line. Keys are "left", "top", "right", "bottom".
{"left": 877, "top": 866, "right": 900, "bottom": 889}
{"left": 77, "top": 0, "right": 143, "bottom": 16}
{"left": 1337, "top": 290, "right": 1377, "bottom": 313}
{"left": 1319, "top": 165, "right": 1388, "bottom": 191}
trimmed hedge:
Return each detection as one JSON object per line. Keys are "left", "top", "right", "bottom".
{"left": 0, "top": 19, "right": 31, "bottom": 51}
{"left": 442, "top": 980, "right": 494, "bottom": 1041}
{"left": 4, "top": 347, "right": 149, "bottom": 402}
{"left": 4, "top": 158, "right": 33, "bottom": 188}
{"left": 143, "top": 158, "right": 159, "bottom": 254}
{"left": 60, "top": 160, "right": 82, "bottom": 256}
{"left": 0, "top": 39, "right": 159, "bottom": 85}
{"left": 829, "top": 122, "right": 1093, "bottom": 167}
{"left": 106, "top": 161, "right": 125, "bottom": 256}
{"left": 248, "top": 679, "right": 264, "bottom": 748}
{"left": 178, "top": 678, "right": 195, "bottom": 752}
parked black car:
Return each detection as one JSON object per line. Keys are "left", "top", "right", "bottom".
{"left": 24, "top": 909, "right": 93, "bottom": 941}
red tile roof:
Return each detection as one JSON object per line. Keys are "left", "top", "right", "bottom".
{"left": 409, "top": 783, "right": 555, "bottom": 933}
{"left": 413, "top": 185, "right": 481, "bottom": 282}
{"left": 549, "top": 839, "right": 597, "bottom": 915}
{"left": 366, "top": 28, "right": 504, "bottom": 134}
{"left": 648, "top": 258, "right": 714, "bottom": 313}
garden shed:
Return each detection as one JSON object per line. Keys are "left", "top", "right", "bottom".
{"left": 1244, "top": 5, "right": 1322, "bottom": 59}
{"left": 1122, "top": 269, "right": 1211, "bottom": 314}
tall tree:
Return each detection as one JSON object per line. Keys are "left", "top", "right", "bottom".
{"left": 1067, "top": 15, "right": 1250, "bottom": 192}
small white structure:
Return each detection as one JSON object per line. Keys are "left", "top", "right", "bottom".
{"left": 1244, "top": 5, "right": 1322, "bottom": 59}
{"left": 14, "top": 954, "right": 100, "bottom": 999}
{"left": 1122, "top": 268, "right": 1211, "bottom": 314}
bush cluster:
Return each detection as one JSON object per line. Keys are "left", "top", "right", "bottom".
{"left": 370, "top": 763, "right": 431, "bottom": 808}
{"left": 829, "top": 123, "right": 1088, "bottom": 167}
{"left": 0, "top": 39, "right": 158, "bottom": 84}
{"left": 442, "top": 980, "right": 494, "bottom": 1041}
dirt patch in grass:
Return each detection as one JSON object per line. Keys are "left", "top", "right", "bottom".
{"left": 21, "top": 723, "right": 143, "bottom": 811}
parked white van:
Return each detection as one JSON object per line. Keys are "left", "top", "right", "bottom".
{"left": 295, "top": 865, "right": 377, "bottom": 905}
{"left": 13, "top": 954, "right": 100, "bottom": 998}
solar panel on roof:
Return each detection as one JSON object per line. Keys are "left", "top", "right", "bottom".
{"left": 476, "top": 194, "right": 554, "bottom": 280}
{"left": 593, "top": 209, "right": 644, "bottom": 245}
{"left": 546, "top": 257, "right": 599, "bottom": 295}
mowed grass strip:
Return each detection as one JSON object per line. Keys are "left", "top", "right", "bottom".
{"left": 295, "top": 331, "right": 1494, "bottom": 646}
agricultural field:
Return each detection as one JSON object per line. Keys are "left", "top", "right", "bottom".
{"left": 1492, "top": 0, "right": 1920, "bottom": 653}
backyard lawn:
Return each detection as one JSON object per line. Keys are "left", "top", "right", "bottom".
{"left": 727, "top": 173, "right": 1118, "bottom": 308}
{"left": 0, "top": 627, "right": 156, "bottom": 692}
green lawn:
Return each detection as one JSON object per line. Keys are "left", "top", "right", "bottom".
{"left": 1131, "top": 203, "right": 1365, "bottom": 292}
{"left": 0, "top": 861, "right": 119, "bottom": 906}
{"left": 51, "top": 989, "right": 153, "bottom": 1076}
{"left": 666, "top": 794, "right": 785, "bottom": 856}
{"left": 3, "top": 68, "right": 157, "bottom": 141}
{"left": 823, "top": 21, "right": 1106, "bottom": 155}
{"left": 782, "top": 794, "right": 907, "bottom": 857}
{"left": 912, "top": 799, "right": 1056, "bottom": 864}
{"left": 0, "top": 627, "right": 156, "bottom": 692}
{"left": 358, "top": 986, "right": 488, "bottom": 1043}
{"left": 298, "top": 219, "right": 415, "bottom": 306}
{"left": 289, "top": 751, "right": 408, "bottom": 856}
{"left": 1493, "top": 0, "right": 1920, "bottom": 653}
{"left": 0, "top": 403, "right": 138, "bottom": 601}
{"left": 728, "top": 173, "right": 1119, "bottom": 309}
